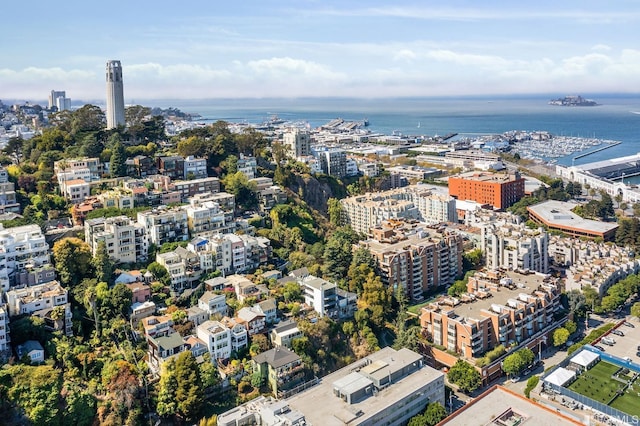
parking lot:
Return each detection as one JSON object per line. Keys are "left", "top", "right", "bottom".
{"left": 592, "top": 316, "right": 640, "bottom": 361}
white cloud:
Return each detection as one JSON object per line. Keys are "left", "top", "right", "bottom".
{"left": 393, "top": 49, "right": 417, "bottom": 62}
{"left": 591, "top": 44, "right": 612, "bottom": 52}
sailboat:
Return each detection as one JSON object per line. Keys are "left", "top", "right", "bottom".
{"left": 417, "top": 121, "right": 421, "bottom": 128}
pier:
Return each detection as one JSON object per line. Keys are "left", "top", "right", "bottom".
{"left": 573, "top": 141, "right": 621, "bottom": 161}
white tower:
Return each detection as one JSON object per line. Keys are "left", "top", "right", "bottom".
{"left": 105, "top": 60, "right": 125, "bottom": 129}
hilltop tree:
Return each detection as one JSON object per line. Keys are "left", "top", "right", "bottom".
{"left": 109, "top": 141, "right": 127, "bottom": 177}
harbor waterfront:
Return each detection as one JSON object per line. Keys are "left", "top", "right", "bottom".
{"left": 154, "top": 95, "right": 640, "bottom": 167}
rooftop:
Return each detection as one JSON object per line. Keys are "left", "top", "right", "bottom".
{"left": 253, "top": 347, "right": 300, "bottom": 369}
{"left": 527, "top": 200, "right": 618, "bottom": 234}
{"left": 286, "top": 347, "right": 443, "bottom": 426}
{"left": 438, "top": 385, "right": 583, "bottom": 425}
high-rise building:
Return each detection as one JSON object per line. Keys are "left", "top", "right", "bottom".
{"left": 48, "top": 90, "right": 70, "bottom": 111}
{"left": 105, "top": 60, "right": 125, "bottom": 129}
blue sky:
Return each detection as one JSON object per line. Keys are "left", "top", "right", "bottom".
{"left": 2, "top": 1, "right": 640, "bottom": 102}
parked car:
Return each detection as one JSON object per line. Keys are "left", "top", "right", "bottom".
{"left": 612, "top": 329, "right": 625, "bottom": 336}
{"left": 624, "top": 321, "right": 635, "bottom": 328}
{"left": 593, "top": 345, "right": 605, "bottom": 351}
{"left": 510, "top": 376, "right": 520, "bottom": 383}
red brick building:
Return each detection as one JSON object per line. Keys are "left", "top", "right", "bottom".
{"left": 448, "top": 171, "right": 525, "bottom": 210}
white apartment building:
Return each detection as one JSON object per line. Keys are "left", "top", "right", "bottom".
{"left": 198, "top": 291, "right": 228, "bottom": 317}
{"left": 61, "top": 179, "right": 91, "bottom": 202}
{"left": 0, "top": 224, "right": 54, "bottom": 291}
{"left": 283, "top": 128, "right": 311, "bottom": 158}
{"left": 482, "top": 220, "right": 549, "bottom": 274}
{"left": 0, "top": 307, "right": 9, "bottom": 353}
{"left": 189, "top": 191, "right": 236, "bottom": 212}
{"left": 237, "top": 154, "right": 257, "bottom": 179}
{"left": 54, "top": 158, "right": 102, "bottom": 182}
{"left": 137, "top": 207, "right": 189, "bottom": 246}
{"left": 0, "top": 181, "right": 20, "bottom": 213}
{"left": 300, "top": 275, "right": 338, "bottom": 318}
{"left": 185, "top": 200, "right": 231, "bottom": 236}
{"left": 5, "top": 281, "right": 73, "bottom": 336}
{"left": 197, "top": 320, "right": 232, "bottom": 361}
{"left": 340, "top": 185, "right": 456, "bottom": 235}
{"left": 187, "top": 232, "right": 271, "bottom": 275}
{"left": 183, "top": 155, "right": 208, "bottom": 179}
{"left": 85, "top": 216, "right": 147, "bottom": 264}
{"left": 314, "top": 147, "right": 347, "bottom": 178}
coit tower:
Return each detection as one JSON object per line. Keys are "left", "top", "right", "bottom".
{"left": 105, "top": 60, "right": 125, "bottom": 129}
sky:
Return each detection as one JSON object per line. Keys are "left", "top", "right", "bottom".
{"left": 2, "top": 1, "right": 640, "bottom": 102}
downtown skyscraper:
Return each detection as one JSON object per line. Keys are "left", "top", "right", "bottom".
{"left": 105, "top": 60, "right": 125, "bottom": 129}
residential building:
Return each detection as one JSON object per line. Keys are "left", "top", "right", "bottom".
{"left": 137, "top": 207, "right": 189, "bottom": 246}
{"left": 0, "top": 224, "right": 54, "bottom": 290}
{"left": 141, "top": 315, "right": 174, "bottom": 338}
{"left": 0, "top": 181, "right": 20, "bottom": 213}
{"left": 227, "top": 274, "right": 268, "bottom": 303}
{"left": 54, "top": 158, "right": 102, "bottom": 182}
{"left": 270, "top": 320, "right": 303, "bottom": 349}
{"left": 258, "top": 186, "right": 288, "bottom": 212}
{"left": 236, "top": 307, "right": 266, "bottom": 336}
{"left": 527, "top": 200, "right": 618, "bottom": 241}
{"left": 419, "top": 270, "right": 560, "bottom": 383}
{"left": 198, "top": 291, "right": 228, "bottom": 318}
{"left": 552, "top": 236, "right": 640, "bottom": 296}
{"left": 448, "top": 171, "right": 525, "bottom": 210}
{"left": 171, "top": 177, "right": 220, "bottom": 201}
{"left": 183, "top": 156, "right": 207, "bottom": 179}
{"left": 128, "top": 155, "right": 158, "bottom": 177}
{"left": 0, "top": 308, "right": 9, "bottom": 353}
{"left": 97, "top": 187, "right": 134, "bottom": 210}
{"left": 185, "top": 200, "right": 232, "bottom": 236}
{"left": 237, "top": 154, "right": 257, "bottom": 179}
{"left": 187, "top": 233, "right": 271, "bottom": 276}
{"left": 156, "top": 247, "right": 201, "bottom": 295}
{"left": 221, "top": 316, "right": 249, "bottom": 353}
{"left": 314, "top": 147, "right": 347, "bottom": 178}
{"left": 300, "top": 275, "right": 338, "bottom": 318}
{"left": 444, "top": 149, "right": 505, "bottom": 171}
{"left": 254, "top": 299, "right": 277, "bottom": 324}
{"left": 157, "top": 156, "right": 184, "bottom": 179}
{"left": 340, "top": 185, "right": 456, "bottom": 235}
{"left": 130, "top": 301, "right": 156, "bottom": 325}
{"left": 85, "top": 216, "right": 147, "bottom": 264}
{"left": 147, "top": 331, "right": 188, "bottom": 371}
{"left": 125, "top": 281, "right": 151, "bottom": 304}
{"left": 17, "top": 340, "right": 45, "bottom": 363}
{"left": 359, "top": 221, "right": 463, "bottom": 301}
{"left": 250, "top": 177, "right": 274, "bottom": 191}
{"left": 5, "top": 281, "right": 73, "bottom": 336}
{"left": 337, "top": 288, "right": 358, "bottom": 319}
{"left": 105, "top": 60, "right": 125, "bottom": 129}
{"left": 252, "top": 347, "right": 306, "bottom": 398}
{"left": 283, "top": 128, "right": 311, "bottom": 158}
{"left": 197, "top": 320, "right": 232, "bottom": 362}
{"left": 386, "top": 165, "right": 442, "bottom": 181}
{"left": 359, "top": 162, "right": 379, "bottom": 177}
{"left": 61, "top": 179, "right": 91, "bottom": 202}
{"left": 187, "top": 306, "right": 207, "bottom": 327}
{"left": 285, "top": 347, "right": 444, "bottom": 426}
{"left": 440, "top": 385, "right": 583, "bottom": 426}
{"left": 482, "top": 219, "right": 549, "bottom": 274}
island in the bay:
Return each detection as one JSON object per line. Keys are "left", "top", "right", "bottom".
{"left": 548, "top": 95, "right": 598, "bottom": 106}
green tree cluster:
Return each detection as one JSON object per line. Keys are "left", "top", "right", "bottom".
{"left": 407, "top": 402, "right": 447, "bottom": 426}
{"left": 157, "top": 352, "right": 204, "bottom": 421}
{"left": 501, "top": 348, "right": 535, "bottom": 376}
{"left": 447, "top": 360, "right": 482, "bottom": 393}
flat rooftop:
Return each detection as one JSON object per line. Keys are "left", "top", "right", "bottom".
{"left": 286, "top": 347, "right": 443, "bottom": 426}
{"left": 430, "top": 271, "right": 554, "bottom": 325}
{"left": 439, "top": 386, "right": 583, "bottom": 425}
{"left": 527, "top": 200, "right": 618, "bottom": 234}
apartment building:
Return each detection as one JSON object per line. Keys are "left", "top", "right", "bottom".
{"left": 157, "top": 155, "right": 184, "bottom": 179}
{"left": 0, "top": 224, "right": 54, "bottom": 291}
{"left": 197, "top": 320, "right": 232, "bottom": 361}
{"left": 54, "top": 158, "right": 102, "bottom": 182}
{"left": 0, "top": 181, "right": 20, "bottom": 214}
{"left": 170, "top": 177, "right": 220, "bottom": 202}
{"left": 5, "top": 281, "right": 73, "bottom": 336}
{"left": 300, "top": 275, "right": 338, "bottom": 318}
{"left": 147, "top": 331, "right": 189, "bottom": 371}
{"left": 314, "top": 147, "right": 347, "bottom": 178}
{"left": 198, "top": 291, "right": 228, "bottom": 317}
{"left": 186, "top": 232, "right": 271, "bottom": 275}
{"left": 482, "top": 220, "right": 549, "bottom": 274}
{"left": 189, "top": 191, "right": 236, "bottom": 213}
{"left": 237, "top": 154, "right": 257, "bottom": 179}
{"left": 141, "top": 314, "right": 174, "bottom": 338}
{"left": 97, "top": 187, "right": 134, "bottom": 210}
{"left": 270, "top": 319, "right": 303, "bottom": 349}
{"left": 252, "top": 347, "right": 306, "bottom": 398}
{"left": 85, "top": 216, "right": 147, "bottom": 264}
{"left": 420, "top": 271, "right": 560, "bottom": 379}
{"left": 137, "top": 206, "right": 189, "bottom": 246}
{"left": 220, "top": 316, "right": 249, "bottom": 353}
{"left": 183, "top": 155, "right": 208, "bottom": 179}
{"left": 449, "top": 171, "right": 525, "bottom": 210}
{"left": 185, "top": 200, "right": 232, "bottom": 236}
{"left": 156, "top": 247, "right": 201, "bottom": 295}
{"left": 340, "top": 185, "right": 456, "bottom": 235}
{"left": 360, "top": 222, "right": 463, "bottom": 301}
{"left": 283, "top": 128, "right": 311, "bottom": 158}
{"left": 236, "top": 307, "right": 266, "bottom": 336}
{"left": 527, "top": 200, "right": 618, "bottom": 241}
{"left": 0, "top": 307, "right": 9, "bottom": 353}
{"left": 61, "top": 179, "right": 91, "bottom": 202}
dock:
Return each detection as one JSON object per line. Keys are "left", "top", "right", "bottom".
{"left": 573, "top": 141, "right": 621, "bottom": 161}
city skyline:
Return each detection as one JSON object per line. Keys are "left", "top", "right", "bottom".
{"left": 2, "top": 1, "right": 640, "bottom": 102}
